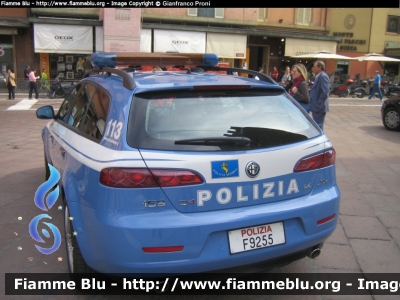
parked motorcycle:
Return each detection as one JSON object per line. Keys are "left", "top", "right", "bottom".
{"left": 330, "top": 83, "right": 350, "bottom": 97}
{"left": 385, "top": 82, "right": 400, "bottom": 98}
{"left": 48, "top": 75, "right": 76, "bottom": 99}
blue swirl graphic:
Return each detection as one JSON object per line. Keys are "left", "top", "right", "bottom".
{"left": 29, "top": 214, "right": 61, "bottom": 255}
{"left": 34, "top": 164, "right": 60, "bottom": 211}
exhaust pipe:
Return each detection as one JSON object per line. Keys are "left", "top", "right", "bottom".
{"left": 306, "top": 244, "right": 323, "bottom": 259}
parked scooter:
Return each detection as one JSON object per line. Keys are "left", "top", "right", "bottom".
{"left": 330, "top": 82, "right": 350, "bottom": 97}
{"left": 48, "top": 75, "right": 76, "bottom": 99}
{"left": 349, "top": 80, "right": 368, "bottom": 98}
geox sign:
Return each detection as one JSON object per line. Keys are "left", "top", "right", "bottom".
{"left": 54, "top": 36, "right": 73, "bottom": 41}
{"left": 172, "top": 40, "right": 188, "bottom": 45}
{"left": 34, "top": 24, "right": 93, "bottom": 54}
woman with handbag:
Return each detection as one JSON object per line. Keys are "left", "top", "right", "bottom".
{"left": 6, "top": 68, "right": 16, "bottom": 100}
{"left": 289, "top": 64, "right": 310, "bottom": 113}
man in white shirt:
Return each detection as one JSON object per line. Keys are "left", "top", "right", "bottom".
{"left": 28, "top": 68, "right": 40, "bottom": 100}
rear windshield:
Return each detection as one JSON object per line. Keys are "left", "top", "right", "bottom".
{"left": 126, "top": 89, "right": 320, "bottom": 151}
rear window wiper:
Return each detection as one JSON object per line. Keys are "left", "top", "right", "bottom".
{"left": 175, "top": 137, "right": 251, "bottom": 146}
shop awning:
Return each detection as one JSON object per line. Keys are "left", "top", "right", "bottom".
{"left": 34, "top": 24, "right": 93, "bottom": 54}
{"left": 153, "top": 29, "right": 206, "bottom": 53}
{"left": 0, "top": 17, "right": 29, "bottom": 28}
{"left": 285, "top": 38, "right": 337, "bottom": 57}
{"left": 206, "top": 33, "right": 247, "bottom": 59}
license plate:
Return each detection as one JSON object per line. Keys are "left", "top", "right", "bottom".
{"left": 228, "top": 222, "right": 285, "bottom": 254}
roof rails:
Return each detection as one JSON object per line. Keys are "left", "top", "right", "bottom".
{"left": 199, "top": 66, "right": 277, "bottom": 84}
{"left": 91, "top": 52, "right": 219, "bottom": 68}
{"left": 82, "top": 52, "right": 278, "bottom": 91}
{"left": 83, "top": 67, "right": 136, "bottom": 90}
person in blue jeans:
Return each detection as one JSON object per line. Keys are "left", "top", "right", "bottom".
{"left": 368, "top": 70, "right": 383, "bottom": 101}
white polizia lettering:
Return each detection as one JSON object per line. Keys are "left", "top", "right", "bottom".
{"left": 197, "top": 190, "right": 211, "bottom": 206}
{"left": 197, "top": 179, "right": 299, "bottom": 206}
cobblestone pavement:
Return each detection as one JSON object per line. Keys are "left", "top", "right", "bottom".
{"left": 0, "top": 95, "right": 399, "bottom": 300}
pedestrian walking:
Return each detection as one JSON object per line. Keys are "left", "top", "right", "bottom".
{"left": 281, "top": 66, "right": 292, "bottom": 92}
{"left": 309, "top": 60, "right": 330, "bottom": 131}
{"left": 368, "top": 70, "right": 383, "bottom": 101}
{"left": 289, "top": 64, "right": 310, "bottom": 112}
{"left": 28, "top": 68, "right": 40, "bottom": 100}
{"left": 6, "top": 68, "right": 16, "bottom": 100}
{"left": 24, "top": 65, "right": 31, "bottom": 92}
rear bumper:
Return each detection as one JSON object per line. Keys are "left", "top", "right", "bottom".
{"left": 68, "top": 185, "right": 340, "bottom": 274}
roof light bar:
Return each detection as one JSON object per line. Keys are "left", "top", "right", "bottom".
{"left": 91, "top": 52, "right": 219, "bottom": 68}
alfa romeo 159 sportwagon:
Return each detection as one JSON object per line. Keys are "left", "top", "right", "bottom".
{"left": 36, "top": 52, "right": 340, "bottom": 274}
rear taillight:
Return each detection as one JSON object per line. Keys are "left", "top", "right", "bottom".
{"left": 100, "top": 168, "right": 204, "bottom": 188}
{"left": 294, "top": 149, "right": 336, "bottom": 172}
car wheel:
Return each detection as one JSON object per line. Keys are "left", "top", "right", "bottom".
{"left": 383, "top": 107, "right": 400, "bottom": 131}
{"left": 48, "top": 91, "right": 56, "bottom": 99}
{"left": 64, "top": 204, "right": 94, "bottom": 273}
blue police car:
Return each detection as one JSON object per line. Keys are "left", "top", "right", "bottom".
{"left": 36, "top": 52, "right": 340, "bottom": 274}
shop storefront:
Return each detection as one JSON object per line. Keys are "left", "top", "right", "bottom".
{"left": 206, "top": 32, "right": 247, "bottom": 68}
{"left": 152, "top": 29, "right": 246, "bottom": 68}
{"left": 0, "top": 14, "right": 29, "bottom": 81}
{"left": 0, "top": 38, "right": 13, "bottom": 81}
{"left": 285, "top": 37, "right": 338, "bottom": 74}
{"left": 285, "top": 38, "right": 337, "bottom": 57}
{"left": 33, "top": 24, "right": 94, "bottom": 80}
{"left": 153, "top": 29, "right": 206, "bottom": 53}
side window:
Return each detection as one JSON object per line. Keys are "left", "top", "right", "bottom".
{"left": 69, "top": 85, "right": 92, "bottom": 129}
{"left": 81, "top": 88, "right": 110, "bottom": 142}
{"left": 57, "top": 84, "right": 80, "bottom": 123}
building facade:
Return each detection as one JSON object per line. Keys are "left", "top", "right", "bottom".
{"left": 141, "top": 8, "right": 339, "bottom": 78}
{"left": 28, "top": 8, "right": 102, "bottom": 81}
{"left": 330, "top": 8, "right": 400, "bottom": 81}
{"left": 3, "top": 7, "right": 400, "bottom": 82}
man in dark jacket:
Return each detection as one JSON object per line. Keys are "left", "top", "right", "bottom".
{"left": 24, "top": 65, "right": 31, "bottom": 92}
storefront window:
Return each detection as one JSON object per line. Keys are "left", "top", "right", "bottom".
{"left": 49, "top": 54, "right": 92, "bottom": 80}
{"left": 0, "top": 41, "right": 14, "bottom": 80}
